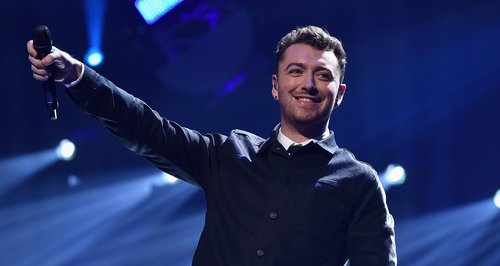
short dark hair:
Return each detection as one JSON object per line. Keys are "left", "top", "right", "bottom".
{"left": 275, "top": 25, "right": 347, "bottom": 82}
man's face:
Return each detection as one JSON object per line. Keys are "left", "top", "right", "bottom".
{"left": 272, "top": 43, "right": 346, "bottom": 130}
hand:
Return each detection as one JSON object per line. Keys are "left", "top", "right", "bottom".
{"left": 27, "top": 40, "right": 83, "bottom": 84}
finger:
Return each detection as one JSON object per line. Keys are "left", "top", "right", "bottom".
{"left": 28, "top": 54, "right": 44, "bottom": 69}
{"left": 28, "top": 40, "right": 62, "bottom": 67}
{"left": 31, "top": 64, "right": 49, "bottom": 76}
{"left": 41, "top": 54, "right": 55, "bottom": 67}
{"left": 26, "top": 40, "right": 38, "bottom": 58}
{"left": 32, "top": 72, "right": 49, "bottom": 81}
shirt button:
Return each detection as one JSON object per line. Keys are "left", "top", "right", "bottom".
{"left": 269, "top": 212, "right": 278, "bottom": 219}
{"left": 256, "top": 249, "right": 265, "bottom": 257}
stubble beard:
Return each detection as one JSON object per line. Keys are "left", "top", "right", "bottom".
{"left": 280, "top": 105, "right": 332, "bottom": 138}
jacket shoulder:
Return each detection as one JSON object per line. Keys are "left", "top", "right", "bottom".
{"left": 220, "top": 129, "right": 266, "bottom": 157}
{"left": 230, "top": 129, "right": 266, "bottom": 144}
{"left": 330, "top": 148, "right": 379, "bottom": 181}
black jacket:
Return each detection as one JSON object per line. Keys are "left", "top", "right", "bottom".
{"left": 67, "top": 66, "right": 397, "bottom": 266}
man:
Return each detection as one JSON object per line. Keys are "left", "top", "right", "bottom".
{"left": 28, "top": 25, "right": 397, "bottom": 265}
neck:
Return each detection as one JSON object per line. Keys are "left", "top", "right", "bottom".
{"left": 279, "top": 120, "right": 329, "bottom": 143}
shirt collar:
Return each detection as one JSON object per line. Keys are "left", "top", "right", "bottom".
{"left": 277, "top": 127, "right": 330, "bottom": 150}
{"left": 257, "top": 124, "right": 338, "bottom": 155}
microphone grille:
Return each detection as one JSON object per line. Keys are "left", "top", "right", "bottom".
{"left": 32, "top": 25, "right": 52, "bottom": 55}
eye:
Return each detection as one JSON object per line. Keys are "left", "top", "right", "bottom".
{"left": 288, "top": 68, "right": 303, "bottom": 75}
{"left": 316, "top": 72, "right": 333, "bottom": 81}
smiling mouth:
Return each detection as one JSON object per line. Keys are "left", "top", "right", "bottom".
{"left": 295, "top": 97, "right": 321, "bottom": 103}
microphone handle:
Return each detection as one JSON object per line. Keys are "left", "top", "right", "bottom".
{"left": 43, "top": 77, "right": 58, "bottom": 120}
{"left": 34, "top": 38, "right": 59, "bottom": 120}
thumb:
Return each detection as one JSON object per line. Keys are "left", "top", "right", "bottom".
{"left": 44, "top": 47, "right": 83, "bottom": 83}
{"left": 40, "top": 55, "right": 54, "bottom": 66}
{"left": 41, "top": 46, "right": 64, "bottom": 67}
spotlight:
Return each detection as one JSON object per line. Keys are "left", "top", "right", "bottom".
{"left": 55, "top": 139, "right": 76, "bottom": 161}
{"left": 162, "top": 172, "right": 178, "bottom": 184}
{"left": 494, "top": 189, "right": 500, "bottom": 209}
{"left": 84, "top": 0, "right": 106, "bottom": 67}
{"left": 84, "top": 48, "right": 103, "bottom": 67}
{"left": 382, "top": 164, "right": 406, "bottom": 186}
{"left": 135, "top": 0, "right": 184, "bottom": 25}
{"left": 151, "top": 172, "right": 178, "bottom": 187}
{"left": 67, "top": 175, "right": 81, "bottom": 188}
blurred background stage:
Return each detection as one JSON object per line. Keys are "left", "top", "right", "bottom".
{"left": 1, "top": 0, "right": 499, "bottom": 265}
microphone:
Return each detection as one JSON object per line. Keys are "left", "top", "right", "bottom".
{"left": 32, "top": 25, "right": 58, "bottom": 120}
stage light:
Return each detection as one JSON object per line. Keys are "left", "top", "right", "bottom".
{"left": 84, "top": 0, "right": 106, "bottom": 67}
{"left": 67, "top": 175, "right": 81, "bottom": 188}
{"left": 381, "top": 164, "right": 406, "bottom": 187}
{"left": 0, "top": 149, "right": 57, "bottom": 196}
{"left": 494, "top": 189, "right": 500, "bottom": 209}
{"left": 55, "top": 139, "right": 76, "bottom": 161}
{"left": 135, "top": 0, "right": 184, "bottom": 25}
{"left": 161, "top": 172, "right": 178, "bottom": 184}
{"left": 84, "top": 49, "right": 103, "bottom": 67}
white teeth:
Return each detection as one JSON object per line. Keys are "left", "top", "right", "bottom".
{"left": 298, "top": 97, "right": 314, "bottom": 102}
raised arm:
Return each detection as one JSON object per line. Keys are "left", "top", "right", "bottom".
{"left": 27, "top": 40, "right": 223, "bottom": 189}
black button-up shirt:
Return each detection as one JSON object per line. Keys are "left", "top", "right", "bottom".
{"left": 67, "top": 67, "right": 397, "bottom": 266}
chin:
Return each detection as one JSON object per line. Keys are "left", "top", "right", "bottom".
{"left": 290, "top": 115, "right": 325, "bottom": 126}
{"left": 281, "top": 107, "right": 331, "bottom": 127}
{"left": 294, "top": 110, "right": 323, "bottom": 122}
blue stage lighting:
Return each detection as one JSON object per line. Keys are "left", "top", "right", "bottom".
{"left": 382, "top": 164, "right": 406, "bottom": 186}
{"left": 135, "top": 0, "right": 184, "bottom": 25}
{"left": 84, "top": 49, "right": 103, "bottom": 67}
{"left": 0, "top": 150, "right": 58, "bottom": 196}
{"left": 67, "top": 175, "right": 81, "bottom": 188}
{"left": 494, "top": 189, "right": 500, "bottom": 209}
{"left": 162, "top": 172, "right": 178, "bottom": 184}
{"left": 55, "top": 139, "right": 76, "bottom": 161}
{"left": 84, "top": 0, "right": 106, "bottom": 67}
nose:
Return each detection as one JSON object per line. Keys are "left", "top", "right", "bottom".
{"left": 302, "top": 75, "right": 318, "bottom": 95}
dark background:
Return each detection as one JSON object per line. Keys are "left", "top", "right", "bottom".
{"left": 1, "top": 0, "right": 499, "bottom": 265}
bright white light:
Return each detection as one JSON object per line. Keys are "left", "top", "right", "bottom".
{"left": 162, "top": 173, "right": 178, "bottom": 184}
{"left": 383, "top": 164, "right": 406, "bottom": 186}
{"left": 494, "top": 189, "right": 500, "bottom": 209}
{"left": 135, "top": 0, "right": 184, "bottom": 25}
{"left": 56, "top": 139, "right": 76, "bottom": 161}
{"left": 85, "top": 49, "right": 103, "bottom": 66}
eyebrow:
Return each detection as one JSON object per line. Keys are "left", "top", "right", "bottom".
{"left": 285, "top": 63, "right": 333, "bottom": 74}
{"left": 285, "top": 62, "right": 305, "bottom": 70}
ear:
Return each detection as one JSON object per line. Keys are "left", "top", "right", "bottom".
{"left": 271, "top": 74, "right": 278, "bottom": 100}
{"left": 334, "top": 84, "right": 347, "bottom": 107}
